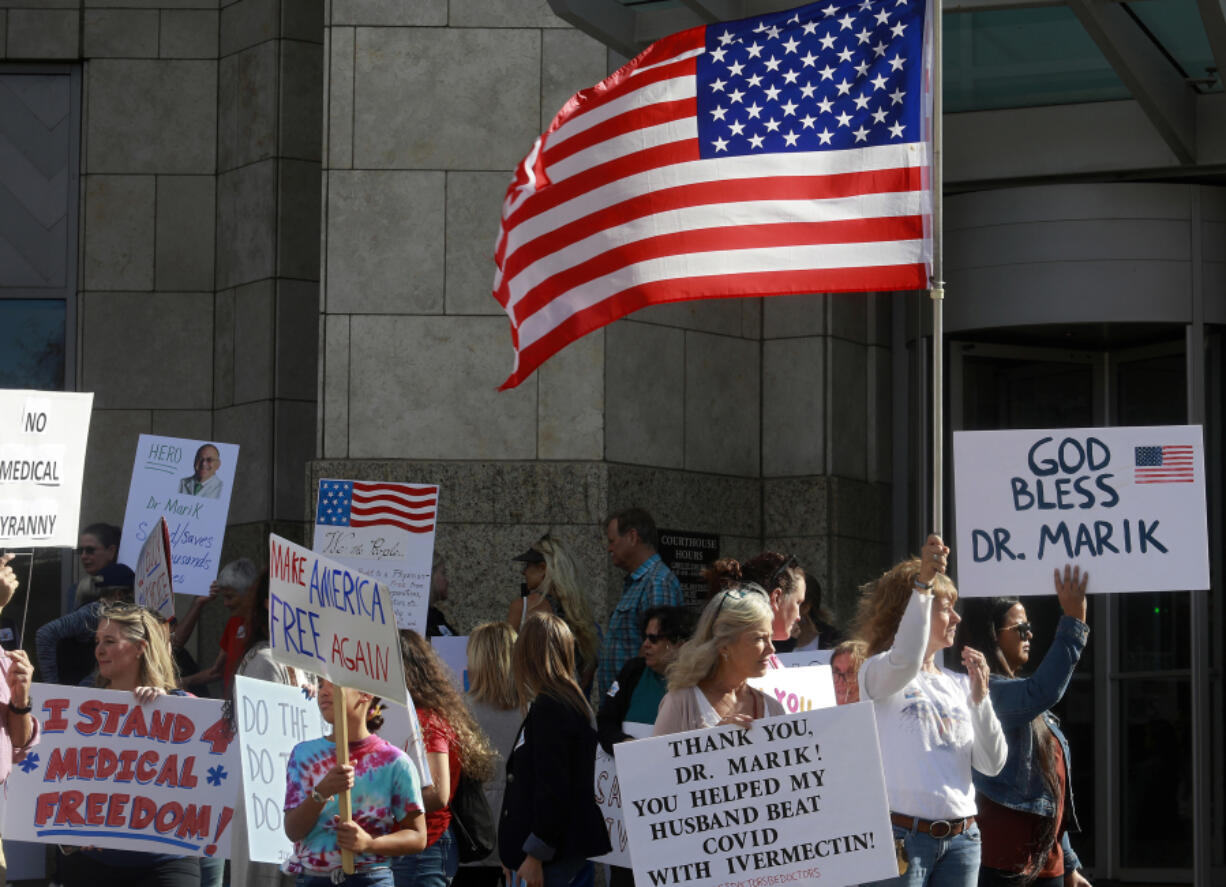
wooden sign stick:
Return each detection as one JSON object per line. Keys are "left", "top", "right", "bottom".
{"left": 335, "top": 685, "right": 355, "bottom": 875}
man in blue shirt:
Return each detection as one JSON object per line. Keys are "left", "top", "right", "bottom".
{"left": 596, "top": 508, "right": 682, "bottom": 697}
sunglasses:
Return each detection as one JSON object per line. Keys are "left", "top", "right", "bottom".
{"left": 713, "top": 585, "right": 768, "bottom": 619}
{"left": 1003, "top": 621, "right": 1034, "bottom": 640}
{"left": 643, "top": 633, "right": 670, "bottom": 644}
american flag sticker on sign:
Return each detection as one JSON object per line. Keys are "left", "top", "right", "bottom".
{"left": 1134, "top": 445, "right": 1195, "bottom": 484}
{"left": 315, "top": 480, "right": 438, "bottom": 533}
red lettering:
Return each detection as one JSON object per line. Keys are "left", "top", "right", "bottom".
{"left": 120, "top": 705, "right": 149, "bottom": 739}
{"left": 178, "top": 804, "right": 211, "bottom": 839}
{"left": 354, "top": 639, "right": 369, "bottom": 676}
{"left": 172, "top": 714, "right": 194, "bottom": 743}
{"left": 76, "top": 700, "right": 103, "bottom": 735}
{"left": 149, "top": 710, "right": 175, "bottom": 742}
{"left": 116, "top": 749, "right": 138, "bottom": 782}
{"left": 42, "top": 699, "right": 70, "bottom": 732}
{"left": 200, "top": 718, "right": 234, "bottom": 755}
{"left": 79, "top": 747, "right": 98, "bottom": 779}
{"left": 131, "top": 795, "right": 157, "bottom": 830}
{"left": 156, "top": 754, "right": 180, "bottom": 788}
{"left": 136, "top": 750, "right": 159, "bottom": 782}
{"left": 106, "top": 793, "right": 130, "bottom": 827}
{"left": 54, "top": 791, "right": 85, "bottom": 826}
{"left": 45, "top": 747, "right": 78, "bottom": 781}
{"left": 85, "top": 793, "right": 106, "bottom": 826}
{"left": 179, "top": 755, "right": 198, "bottom": 788}
{"left": 35, "top": 793, "right": 56, "bottom": 826}
{"left": 95, "top": 748, "right": 118, "bottom": 780}
{"left": 99, "top": 702, "right": 128, "bottom": 734}
{"left": 155, "top": 801, "right": 183, "bottom": 834}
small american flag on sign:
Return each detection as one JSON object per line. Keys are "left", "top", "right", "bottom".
{"left": 315, "top": 480, "right": 438, "bottom": 533}
{"left": 1134, "top": 445, "right": 1194, "bottom": 484}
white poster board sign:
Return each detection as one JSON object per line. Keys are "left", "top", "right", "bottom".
{"left": 267, "top": 534, "right": 409, "bottom": 707}
{"left": 591, "top": 722, "right": 652, "bottom": 867}
{"left": 233, "top": 676, "right": 328, "bottom": 864}
{"left": 773, "top": 650, "right": 833, "bottom": 668}
{"left": 749, "top": 664, "right": 837, "bottom": 714}
{"left": 0, "top": 390, "right": 93, "bottom": 548}
{"left": 616, "top": 704, "right": 896, "bottom": 887}
{"left": 313, "top": 479, "right": 440, "bottom": 635}
{"left": 380, "top": 701, "right": 432, "bottom": 790}
{"left": 954, "top": 425, "right": 1210, "bottom": 597}
{"left": 7, "top": 684, "right": 239, "bottom": 858}
{"left": 431, "top": 635, "right": 469, "bottom": 692}
{"left": 118, "top": 435, "right": 239, "bottom": 597}
{"left": 134, "top": 516, "right": 174, "bottom": 619}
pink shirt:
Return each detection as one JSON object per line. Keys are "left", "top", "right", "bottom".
{"left": 0, "top": 649, "right": 39, "bottom": 782}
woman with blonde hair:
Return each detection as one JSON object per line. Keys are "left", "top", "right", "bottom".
{"left": 62, "top": 603, "right": 196, "bottom": 887}
{"left": 500, "top": 613, "right": 610, "bottom": 887}
{"left": 395, "top": 632, "right": 497, "bottom": 887}
{"left": 653, "top": 583, "right": 784, "bottom": 735}
{"left": 855, "top": 535, "right": 1007, "bottom": 887}
{"left": 508, "top": 536, "right": 600, "bottom": 690}
{"left": 454, "top": 623, "right": 521, "bottom": 887}
{"left": 830, "top": 639, "right": 868, "bottom": 705}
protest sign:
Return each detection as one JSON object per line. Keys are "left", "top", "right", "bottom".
{"left": 134, "top": 516, "right": 174, "bottom": 619}
{"left": 313, "top": 479, "right": 440, "bottom": 634}
{"left": 380, "top": 701, "right": 432, "bottom": 789}
{"left": 592, "top": 722, "right": 652, "bottom": 867}
{"left": 749, "top": 665, "right": 836, "bottom": 714}
{"left": 773, "top": 651, "right": 833, "bottom": 668}
{"left": 268, "top": 533, "right": 409, "bottom": 707}
{"left": 431, "top": 635, "right": 468, "bottom": 692}
{"left": 954, "top": 425, "right": 1210, "bottom": 597}
{"left": 0, "top": 390, "right": 93, "bottom": 548}
{"left": 616, "top": 704, "right": 896, "bottom": 887}
{"left": 233, "top": 676, "right": 328, "bottom": 864}
{"left": 7, "top": 684, "right": 239, "bottom": 857}
{"left": 118, "top": 435, "right": 239, "bottom": 598}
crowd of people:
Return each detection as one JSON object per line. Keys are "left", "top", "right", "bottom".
{"left": 0, "top": 506, "right": 1093, "bottom": 887}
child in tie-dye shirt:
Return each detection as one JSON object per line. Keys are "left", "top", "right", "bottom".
{"left": 284, "top": 681, "right": 427, "bottom": 887}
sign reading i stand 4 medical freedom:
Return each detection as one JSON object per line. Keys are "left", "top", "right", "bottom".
{"left": 267, "top": 533, "right": 409, "bottom": 707}
{"left": 0, "top": 390, "right": 93, "bottom": 548}
{"left": 313, "top": 479, "right": 440, "bottom": 635}
{"left": 954, "top": 425, "right": 1210, "bottom": 598}
{"left": 118, "top": 435, "right": 239, "bottom": 598}
{"left": 6, "top": 684, "right": 239, "bottom": 857}
{"left": 134, "top": 516, "right": 174, "bottom": 619}
{"left": 616, "top": 704, "right": 896, "bottom": 887}
{"left": 233, "top": 676, "right": 328, "bottom": 865}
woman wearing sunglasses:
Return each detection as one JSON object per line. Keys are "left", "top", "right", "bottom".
{"left": 653, "top": 583, "right": 784, "bottom": 735}
{"left": 956, "top": 566, "right": 1092, "bottom": 887}
{"left": 706, "top": 554, "right": 806, "bottom": 661}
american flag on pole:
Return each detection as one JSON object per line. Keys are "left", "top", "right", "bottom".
{"left": 315, "top": 480, "right": 438, "bottom": 533}
{"left": 1134, "top": 445, "right": 1195, "bottom": 484}
{"left": 493, "top": 0, "right": 932, "bottom": 389}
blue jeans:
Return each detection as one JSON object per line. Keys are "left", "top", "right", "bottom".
{"left": 874, "top": 821, "right": 982, "bottom": 887}
{"left": 297, "top": 869, "right": 394, "bottom": 887}
{"left": 392, "top": 825, "right": 457, "bottom": 887}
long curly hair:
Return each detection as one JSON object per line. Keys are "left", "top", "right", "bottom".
{"left": 853, "top": 557, "right": 957, "bottom": 655}
{"left": 666, "top": 584, "right": 773, "bottom": 690}
{"left": 400, "top": 631, "right": 496, "bottom": 782}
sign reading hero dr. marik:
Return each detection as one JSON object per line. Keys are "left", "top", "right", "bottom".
{"left": 616, "top": 704, "right": 897, "bottom": 887}
{"left": 0, "top": 390, "right": 93, "bottom": 548}
{"left": 6, "top": 684, "right": 239, "bottom": 857}
{"left": 954, "top": 425, "right": 1210, "bottom": 598}
{"left": 267, "top": 534, "right": 409, "bottom": 707}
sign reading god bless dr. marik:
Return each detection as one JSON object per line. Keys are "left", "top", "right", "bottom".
{"left": 6, "top": 684, "right": 239, "bottom": 857}
{"left": 267, "top": 534, "right": 409, "bottom": 707}
{"left": 616, "top": 704, "right": 897, "bottom": 887}
{"left": 0, "top": 390, "right": 93, "bottom": 548}
{"left": 954, "top": 425, "right": 1210, "bottom": 598}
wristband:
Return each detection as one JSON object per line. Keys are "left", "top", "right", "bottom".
{"left": 912, "top": 579, "right": 934, "bottom": 592}
{"left": 310, "top": 787, "right": 326, "bottom": 805}
{"left": 8, "top": 699, "right": 31, "bottom": 715}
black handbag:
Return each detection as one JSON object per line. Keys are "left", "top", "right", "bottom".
{"left": 450, "top": 772, "right": 496, "bottom": 862}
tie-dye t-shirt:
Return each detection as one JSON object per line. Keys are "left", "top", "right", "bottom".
{"left": 283, "top": 733, "right": 423, "bottom": 874}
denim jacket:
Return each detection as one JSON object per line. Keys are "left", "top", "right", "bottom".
{"left": 973, "top": 614, "right": 1089, "bottom": 872}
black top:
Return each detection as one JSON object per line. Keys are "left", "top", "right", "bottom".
{"left": 595, "top": 656, "right": 649, "bottom": 756}
{"left": 498, "top": 692, "right": 611, "bottom": 868}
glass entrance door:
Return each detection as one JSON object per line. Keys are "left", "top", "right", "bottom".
{"left": 950, "top": 336, "right": 1196, "bottom": 884}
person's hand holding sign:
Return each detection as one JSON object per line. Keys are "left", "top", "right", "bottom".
{"left": 916, "top": 534, "right": 949, "bottom": 587}
{"left": 1055, "top": 564, "right": 1089, "bottom": 624}
{"left": 317, "top": 763, "right": 356, "bottom": 799}
{"left": 0, "top": 553, "right": 19, "bottom": 609}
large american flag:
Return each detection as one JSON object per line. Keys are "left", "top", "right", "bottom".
{"left": 493, "top": 0, "right": 931, "bottom": 388}
{"left": 1134, "top": 445, "right": 1195, "bottom": 484}
{"left": 315, "top": 480, "right": 438, "bottom": 533}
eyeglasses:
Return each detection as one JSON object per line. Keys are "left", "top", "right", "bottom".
{"left": 832, "top": 666, "right": 858, "bottom": 681}
{"left": 767, "top": 554, "right": 800, "bottom": 592}
{"left": 1003, "top": 621, "right": 1034, "bottom": 640}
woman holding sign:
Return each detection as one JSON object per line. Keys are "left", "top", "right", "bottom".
{"left": 653, "top": 583, "right": 785, "bottom": 734}
{"left": 283, "top": 680, "right": 428, "bottom": 887}
{"left": 854, "top": 536, "right": 1008, "bottom": 887}
{"left": 62, "top": 602, "right": 200, "bottom": 887}
{"left": 500, "top": 613, "right": 610, "bottom": 887}
{"left": 956, "top": 567, "right": 1092, "bottom": 887}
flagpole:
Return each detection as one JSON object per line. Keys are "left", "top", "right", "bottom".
{"left": 930, "top": 0, "right": 945, "bottom": 537}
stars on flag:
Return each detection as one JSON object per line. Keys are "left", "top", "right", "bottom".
{"left": 315, "top": 479, "right": 354, "bottom": 526}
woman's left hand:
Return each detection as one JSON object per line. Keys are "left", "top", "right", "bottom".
{"left": 335, "top": 818, "right": 373, "bottom": 853}
{"left": 133, "top": 686, "right": 167, "bottom": 705}
{"left": 961, "top": 646, "right": 990, "bottom": 704}
{"left": 516, "top": 854, "right": 544, "bottom": 887}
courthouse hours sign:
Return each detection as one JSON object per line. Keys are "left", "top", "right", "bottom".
{"left": 615, "top": 704, "right": 896, "bottom": 887}
{"left": 954, "top": 425, "right": 1210, "bottom": 597}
